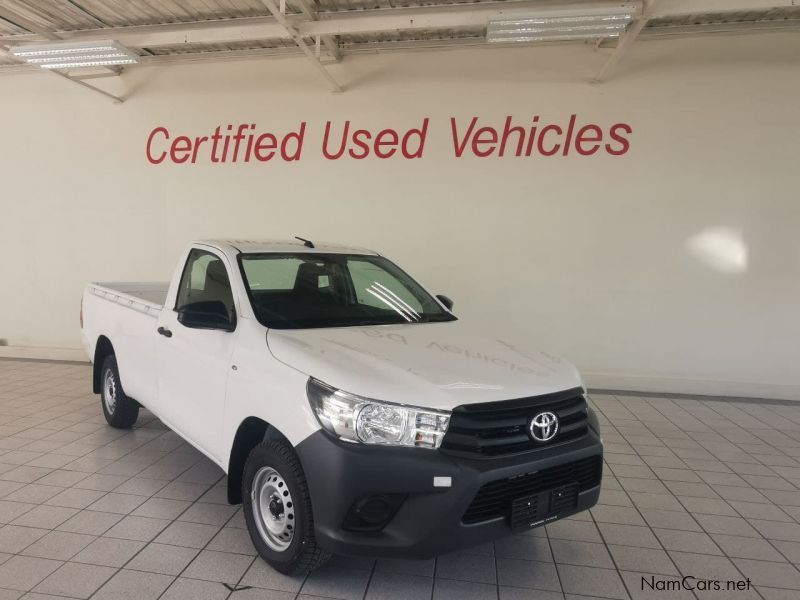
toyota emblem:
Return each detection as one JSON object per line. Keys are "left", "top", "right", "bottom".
{"left": 529, "top": 412, "right": 559, "bottom": 442}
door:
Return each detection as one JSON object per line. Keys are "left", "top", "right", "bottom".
{"left": 155, "top": 248, "right": 239, "bottom": 461}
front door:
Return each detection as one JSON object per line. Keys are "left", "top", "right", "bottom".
{"left": 155, "top": 248, "right": 239, "bottom": 462}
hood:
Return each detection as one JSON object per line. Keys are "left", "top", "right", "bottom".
{"left": 267, "top": 321, "right": 583, "bottom": 410}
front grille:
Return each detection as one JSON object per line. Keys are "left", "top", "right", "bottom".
{"left": 462, "top": 455, "right": 602, "bottom": 524}
{"left": 440, "top": 387, "right": 589, "bottom": 458}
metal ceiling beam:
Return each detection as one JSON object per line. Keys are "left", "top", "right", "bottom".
{"left": 64, "top": 0, "right": 111, "bottom": 28}
{"left": 0, "top": 1, "right": 630, "bottom": 46}
{"left": 259, "top": 0, "right": 342, "bottom": 92}
{"left": 0, "top": 0, "right": 794, "bottom": 49}
{"left": 650, "top": 0, "right": 795, "bottom": 18}
{"left": 0, "top": 5, "right": 59, "bottom": 39}
{"left": 291, "top": 0, "right": 340, "bottom": 61}
{"left": 641, "top": 17, "right": 800, "bottom": 37}
{"left": 593, "top": 0, "right": 656, "bottom": 82}
{"left": 49, "top": 69, "right": 124, "bottom": 103}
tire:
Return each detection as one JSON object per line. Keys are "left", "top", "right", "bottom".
{"left": 100, "top": 355, "right": 139, "bottom": 429}
{"left": 242, "top": 439, "right": 331, "bottom": 575}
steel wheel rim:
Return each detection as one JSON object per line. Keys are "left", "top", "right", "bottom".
{"left": 103, "top": 370, "right": 117, "bottom": 414}
{"left": 251, "top": 466, "right": 295, "bottom": 552}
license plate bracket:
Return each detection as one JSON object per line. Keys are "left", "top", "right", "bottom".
{"left": 510, "top": 483, "right": 578, "bottom": 532}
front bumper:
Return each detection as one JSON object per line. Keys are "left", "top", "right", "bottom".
{"left": 295, "top": 429, "right": 603, "bottom": 558}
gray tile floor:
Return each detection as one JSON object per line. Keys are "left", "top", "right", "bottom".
{"left": 0, "top": 359, "right": 799, "bottom": 600}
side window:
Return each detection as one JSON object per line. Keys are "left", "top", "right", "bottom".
{"left": 348, "top": 259, "right": 424, "bottom": 312}
{"left": 175, "top": 249, "right": 235, "bottom": 315}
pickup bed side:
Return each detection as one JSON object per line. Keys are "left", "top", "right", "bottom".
{"left": 82, "top": 282, "right": 167, "bottom": 406}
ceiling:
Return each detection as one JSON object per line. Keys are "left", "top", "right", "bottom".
{"left": 0, "top": 0, "right": 797, "bottom": 92}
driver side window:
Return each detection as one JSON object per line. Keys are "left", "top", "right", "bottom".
{"left": 175, "top": 249, "right": 235, "bottom": 319}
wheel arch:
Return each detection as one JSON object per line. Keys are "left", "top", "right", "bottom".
{"left": 92, "top": 335, "right": 115, "bottom": 394}
{"left": 227, "top": 417, "right": 291, "bottom": 505}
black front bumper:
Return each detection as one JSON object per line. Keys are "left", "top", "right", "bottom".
{"left": 295, "top": 429, "right": 603, "bottom": 558}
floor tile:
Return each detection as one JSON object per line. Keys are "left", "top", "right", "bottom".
{"left": 32, "top": 561, "right": 116, "bottom": 599}
{"left": 695, "top": 513, "right": 760, "bottom": 537}
{"left": 153, "top": 520, "right": 220, "bottom": 548}
{"left": 640, "top": 508, "right": 701, "bottom": 531}
{"left": 104, "top": 515, "right": 170, "bottom": 541}
{"left": 551, "top": 539, "right": 614, "bottom": 568}
{"left": 436, "top": 551, "right": 496, "bottom": 584}
{"left": 87, "top": 492, "right": 147, "bottom": 514}
{"left": 653, "top": 528, "right": 722, "bottom": 555}
{"left": 181, "top": 549, "right": 253, "bottom": 583}
{"left": 598, "top": 523, "right": 661, "bottom": 549}
{"left": 608, "top": 545, "right": 679, "bottom": 576}
{"left": 301, "top": 564, "right": 371, "bottom": 600}
{"left": 93, "top": 568, "right": 175, "bottom": 600}
{"left": 240, "top": 558, "right": 305, "bottom": 592}
{"left": 71, "top": 536, "right": 145, "bottom": 567}
{"left": 11, "top": 505, "right": 77, "bottom": 529}
{"left": 43, "top": 488, "right": 105, "bottom": 509}
{"left": 432, "top": 578, "right": 498, "bottom": 600}
{"left": 557, "top": 564, "right": 628, "bottom": 599}
{"left": 0, "top": 525, "right": 49, "bottom": 553}
{"left": 160, "top": 577, "right": 231, "bottom": 600}
{"left": 494, "top": 534, "right": 552, "bottom": 561}
{"left": 21, "top": 530, "right": 95, "bottom": 560}
{"left": 496, "top": 558, "right": 560, "bottom": 591}
{"left": 0, "top": 555, "right": 62, "bottom": 591}
{"left": 710, "top": 533, "right": 786, "bottom": 561}
{"left": 376, "top": 557, "right": 435, "bottom": 576}
{"left": 732, "top": 559, "right": 800, "bottom": 589}
{"left": 132, "top": 497, "right": 191, "bottom": 520}
{"left": 205, "top": 526, "right": 257, "bottom": 555}
{"left": 366, "top": 571, "right": 432, "bottom": 600}
{"left": 126, "top": 542, "right": 199, "bottom": 575}
{"left": 56, "top": 510, "right": 122, "bottom": 535}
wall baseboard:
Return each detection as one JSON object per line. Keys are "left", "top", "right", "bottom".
{"left": 0, "top": 345, "right": 88, "bottom": 363}
{"left": 583, "top": 371, "right": 800, "bottom": 402}
{"left": 2, "top": 346, "right": 797, "bottom": 402}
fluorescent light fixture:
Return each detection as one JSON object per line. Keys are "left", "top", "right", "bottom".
{"left": 9, "top": 40, "right": 139, "bottom": 70}
{"left": 487, "top": 4, "right": 637, "bottom": 44}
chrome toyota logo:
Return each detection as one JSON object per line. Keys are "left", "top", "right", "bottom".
{"left": 529, "top": 412, "right": 559, "bottom": 442}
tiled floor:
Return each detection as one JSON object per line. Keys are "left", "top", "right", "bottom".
{"left": 0, "top": 359, "right": 799, "bottom": 600}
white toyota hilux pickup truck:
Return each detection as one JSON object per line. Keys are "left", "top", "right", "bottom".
{"left": 81, "top": 239, "right": 602, "bottom": 574}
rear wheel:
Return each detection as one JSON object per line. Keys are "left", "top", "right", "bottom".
{"left": 100, "top": 355, "right": 139, "bottom": 429}
{"left": 242, "top": 439, "right": 331, "bottom": 575}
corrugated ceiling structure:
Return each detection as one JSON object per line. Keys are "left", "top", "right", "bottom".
{"left": 0, "top": 1, "right": 797, "bottom": 94}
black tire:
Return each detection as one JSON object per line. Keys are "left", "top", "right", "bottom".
{"left": 100, "top": 355, "right": 139, "bottom": 429}
{"left": 242, "top": 439, "right": 331, "bottom": 575}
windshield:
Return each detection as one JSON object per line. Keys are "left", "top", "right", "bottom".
{"left": 238, "top": 253, "right": 456, "bottom": 329}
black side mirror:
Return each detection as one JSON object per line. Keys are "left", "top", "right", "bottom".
{"left": 436, "top": 294, "right": 454, "bottom": 311}
{"left": 178, "top": 300, "right": 236, "bottom": 331}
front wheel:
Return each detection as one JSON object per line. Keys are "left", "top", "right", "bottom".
{"left": 242, "top": 440, "right": 331, "bottom": 575}
{"left": 100, "top": 355, "right": 139, "bottom": 429}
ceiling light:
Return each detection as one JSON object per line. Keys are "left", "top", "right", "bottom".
{"left": 487, "top": 4, "right": 637, "bottom": 44}
{"left": 9, "top": 40, "right": 139, "bottom": 70}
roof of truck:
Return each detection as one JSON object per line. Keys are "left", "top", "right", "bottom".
{"left": 198, "top": 239, "right": 379, "bottom": 255}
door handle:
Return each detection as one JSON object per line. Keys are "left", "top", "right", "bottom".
{"left": 157, "top": 327, "right": 173, "bottom": 338}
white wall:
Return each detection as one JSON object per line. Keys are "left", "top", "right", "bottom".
{"left": 1, "top": 32, "right": 798, "bottom": 399}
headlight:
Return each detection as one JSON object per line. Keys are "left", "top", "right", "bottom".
{"left": 306, "top": 378, "right": 450, "bottom": 449}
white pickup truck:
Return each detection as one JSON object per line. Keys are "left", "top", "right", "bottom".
{"left": 81, "top": 239, "right": 602, "bottom": 574}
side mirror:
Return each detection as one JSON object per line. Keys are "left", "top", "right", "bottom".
{"left": 436, "top": 294, "right": 454, "bottom": 311}
{"left": 178, "top": 300, "right": 236, "bottom": 331}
